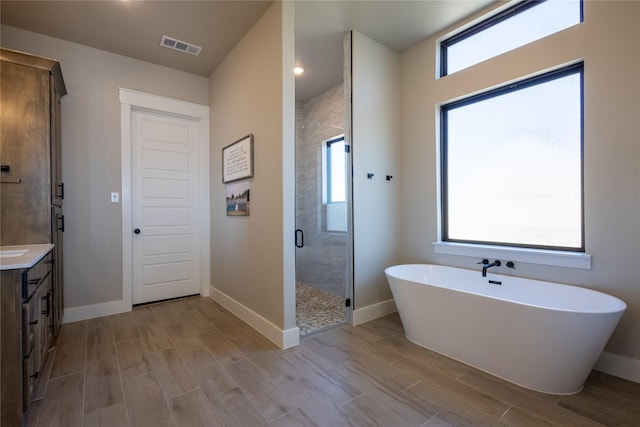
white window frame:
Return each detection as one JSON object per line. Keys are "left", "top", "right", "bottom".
{"left": 321, "top": 135, "right": 347, "bottom": 233}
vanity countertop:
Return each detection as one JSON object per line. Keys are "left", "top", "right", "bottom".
{"left": 0, "top": 244, "right": 55, "bottom": 271}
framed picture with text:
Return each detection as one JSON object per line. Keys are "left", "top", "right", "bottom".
{"left": 222, "top": 134, "right": 254, "bottom": 183}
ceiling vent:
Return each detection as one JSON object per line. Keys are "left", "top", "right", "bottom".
{"left": 160, "top": 35, "right": 202, "bottom": 56}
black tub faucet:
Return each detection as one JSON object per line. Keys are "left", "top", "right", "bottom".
{"left": 477, "top": 259, "right": 501, "bottom": 277}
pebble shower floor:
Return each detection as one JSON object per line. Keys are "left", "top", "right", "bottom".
{"left": 296, "top": 282, "right": 345, "bottom": 335}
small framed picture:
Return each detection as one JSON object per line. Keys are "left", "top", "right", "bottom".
{"left": 226, "top": 181, "right": 250, "bottom": 216}
{"left": 222, "top": 134, "right": 254, "bottom": 183}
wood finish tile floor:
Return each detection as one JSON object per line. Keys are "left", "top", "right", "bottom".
{"left": 27, "top": 296, "right": 640, "bottom": 427}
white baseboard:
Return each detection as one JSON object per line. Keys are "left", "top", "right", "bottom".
{"left": 595, "top": 351, "right": 640, "bottom": 383}
{"left": 352, "top": 298, "right": 397, "bottom": 325}
{"left": 63, "top": 282, "right": 211, "bottom": 324}
{"left": 63, "top": 299, "right": 130, "bottom": 323}
{"left": 210, "top": 286, "right": 300, "bottom": 349}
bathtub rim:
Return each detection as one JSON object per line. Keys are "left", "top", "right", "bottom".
{"left": 384, "top": 263, "right": 627, "bottom": 315}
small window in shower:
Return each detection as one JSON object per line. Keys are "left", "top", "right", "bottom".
{"left": 322, "top": 135, "right": 347, "bottom": 232}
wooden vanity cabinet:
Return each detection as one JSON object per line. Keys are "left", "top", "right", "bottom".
{"left": 1, "top": 251, "right": 53, "bottom": 426}
{"left": 22, "top": 255, "right": 54, "bottom": 415}
{"left": 0, "top": 48, "right": 66, "bottom": 336}
{"left": 0, "top": 48, "right": 66, "bottom": 425}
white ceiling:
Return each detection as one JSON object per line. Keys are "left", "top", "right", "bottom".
{"left": 1, "top": 0, "right": 494, "bottom": 101}
{"left": 294, "top": 0, "right": 493, "bottom": 101}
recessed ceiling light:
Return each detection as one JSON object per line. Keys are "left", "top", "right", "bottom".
{"left": 294, "top": 66, "right": 304, "bottom": 75}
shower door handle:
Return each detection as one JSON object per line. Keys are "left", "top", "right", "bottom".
{"left": 295, "top": 229, "right": 304, "bottom": 248}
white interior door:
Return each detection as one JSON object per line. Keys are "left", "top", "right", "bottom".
{"left": 132, "top": 109, "right": 200, "bottom": 304}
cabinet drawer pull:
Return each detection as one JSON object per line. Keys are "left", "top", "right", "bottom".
{"left": 57, "top": 182, "right": 64, "bottom": 199}
{"left": 30, "top": 371, "right": 39, "bottom": 379}
{"left": 23, "top": 345, "right": 33, "bottom": 360}
{"left": 29, "top": 320, "right": 38, "bottom": 325}
{"left": 41, "top": 293, "right": 51, "bottom": 316}
{"left": 29, "top": 278, "right": 40, "bottom": 285}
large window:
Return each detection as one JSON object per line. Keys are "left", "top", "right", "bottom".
{"left": 441, "top": 63, "right": 584, "bottom": 251}
{"left": 440, "top": 0, "right": 582, "bottom": 76}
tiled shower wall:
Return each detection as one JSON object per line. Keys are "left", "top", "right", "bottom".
{"left": 295, "top": 84, "right": 347, "bottom": 296}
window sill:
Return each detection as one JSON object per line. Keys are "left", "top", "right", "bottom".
{"left": 432, "top": 242, "right": 591, "bottom": 269}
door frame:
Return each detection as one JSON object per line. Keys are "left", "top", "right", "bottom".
{"left": 120, "top": 88, "right": 210, "bottom": 309}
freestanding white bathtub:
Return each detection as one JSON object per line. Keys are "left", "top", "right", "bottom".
{"left": 385, "top": 264, "right": 626, "bottom": 394}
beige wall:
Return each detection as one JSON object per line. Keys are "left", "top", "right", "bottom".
{"left": 1, "top": 25, "right": 209, "bottom": 309}
{"left": 352, "top": 32, "right": 402, "bottom": 310}
{"left": 209, "top": 1, "right": 296, "bottom": 332}
{"left": 400, "top": 1, "right": 640, "bottom": 360}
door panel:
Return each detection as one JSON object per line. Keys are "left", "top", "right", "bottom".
{"left": 295, "top": 83, "right": 351, "bottom": 334}
{"left": 142, "top": 207, "right": 190, "bottom": 226}
{"left": 143, "top": 235, "right": 190, "bottom": 256}
{"left": 132, "top": 110, "right": 199, "bottom": 304}
{"left": 143, "top": 261, "right": 190, "bottom": 284}
{"left": 143, "top": 178, "right": 189, "bottom": 198}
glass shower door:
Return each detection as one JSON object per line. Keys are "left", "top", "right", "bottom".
{"left": 295, "top": 84, "right": 351, "bottom": 335}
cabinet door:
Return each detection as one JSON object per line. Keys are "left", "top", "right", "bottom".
{"left": 39, "top": 275, "right": 53, "bottom": 359}
{"left": 0, "top": 60, "right": 51, "bottom": 245}
{"left": 1, "top": 270, "right": 25, "bottom": 425}
{"left": 51, "top": 81, "right": 63, "bottom": 207}
{"left": 51, "top": 206, "right": 64, "bottom": 337}
{"left": 22, "top": 295, "right": 40, "bottom": 411}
